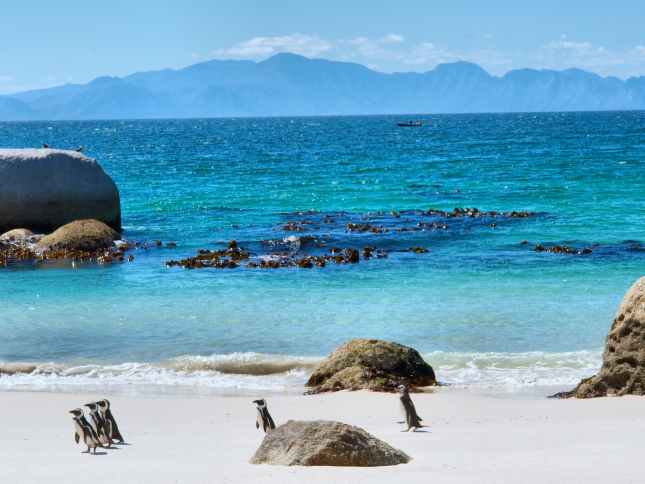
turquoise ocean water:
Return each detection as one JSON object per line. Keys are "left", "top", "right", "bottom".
{"left": 1, "top": 112, "right": 644, "bottom": 395}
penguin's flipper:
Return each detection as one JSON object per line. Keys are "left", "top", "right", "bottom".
{"left": 109, "top": 414, "right": 124, "bottom": 442}
{"left": 266, "top": 410, "right": 276, "bottom": 431}
{"left": 75, "top": 432, "right": 80, "bottom": 444}
{"left": 255, "top": 420, "right": 259, "bottom": 429}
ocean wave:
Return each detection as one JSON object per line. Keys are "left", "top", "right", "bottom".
{"left": 0, "top": 350, "right": 602, "bottom": 395}
{"left": 166, "top": 353, "right": 319, "bottom": 375}
{"left": 427, "top": 349, "right": 602, "bottom": 390}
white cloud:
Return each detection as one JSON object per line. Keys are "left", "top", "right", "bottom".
{"left": 211, "top": 34, "right": 332, "bottom": 59}
{"left": 204, "top": 33, "right": 512, "bottom": 74}
{"left": 537, "top": 39, "right": 645, "bottom": 76}
{"left": 381, "top": 33, "right": 405, "bottom": 44}
{"left": 403, "top": 42, "right": 458, "bottom": 66}
{"left": 200, "top": 33, "right": 645, "bottom": 78}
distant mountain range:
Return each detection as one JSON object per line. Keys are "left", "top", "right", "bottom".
{"left": 2, "top": 53, "right": 645, "bottom": 120}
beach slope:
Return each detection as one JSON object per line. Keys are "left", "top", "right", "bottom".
{"left": 0, "top": 390, "right": 642, "bottom": 483}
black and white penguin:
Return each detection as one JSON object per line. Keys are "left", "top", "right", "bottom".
{"left": 397, "top": 384, "right": 424, "bottom": 432}
{"left": 98, "top": 399, "right": 124, "bottom": 443}
{"left": 75, "top": 146, "right": 83, "bottom": 152}
{"left": 69, "top": 408, "right": 100, "bottom": 454}
{"left": 252, "top": 399, "right": 276, "bottom": 433}
{"left": 85, "top": 402, "right": 112, "bottom": 447}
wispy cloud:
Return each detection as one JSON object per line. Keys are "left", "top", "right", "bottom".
{"left": 536, "top": 37, "right": 645, "bottom": 77}
{"left": 211, "top": 34, "right": 332, "bottom": 59}
{"left": 199, "top": 33, "right": 645, "bottom": 78}
{"left": 204, "top": 32, "right": 491, "bottom": 73}
{"left": 381, "top": 33, "right": 405, "bottom": 44}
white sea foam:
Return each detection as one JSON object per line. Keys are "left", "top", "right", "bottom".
{"left": 0, "top": 350, "right": 602, "bottom": 396}
{"left": 427, "top": 350, "right": 602, "bottom": 391}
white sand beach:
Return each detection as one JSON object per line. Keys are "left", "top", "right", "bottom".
{"left": 1, "top": 389, "right": 643, "bottom": 484}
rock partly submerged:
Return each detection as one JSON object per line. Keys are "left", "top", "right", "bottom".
{"left": 0, "top": 228, "right": 35, "bottom": 243}
{"left": 0, "top": 149, "right": 121, "bottom": 233}
{"left": 555, "top": 277, "right": 645, "bottom": 398}
{"left": 250, "top": 420, "right": 410, "bottom": 467}
{"left": 37, "top": 219, "right": 120, "bottom": 252}
{"left": 306, "top": 339, "right": 436, "bottom": 393}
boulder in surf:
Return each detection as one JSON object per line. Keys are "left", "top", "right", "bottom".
{"left": 37, "top": 219, "right": 120, "bottom": 251}
{"left": 557, "top": 277, "right": 645, "bottom": 398}
{"left": 306, "top": 339, "right": 436, "bottom": 393}
{"left": 0, "top": 149, "right": 121, "bottom": 233}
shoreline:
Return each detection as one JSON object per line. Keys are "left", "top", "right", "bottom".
{"left": 1, "top": 388, "right": 643, "bottom": 483}
{"left": 0, "top": 348, "right": 602, "bottom": 398}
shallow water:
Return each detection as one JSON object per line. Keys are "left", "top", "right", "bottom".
{"left": 1, "top": 112, "right": 644, "bottom": 394}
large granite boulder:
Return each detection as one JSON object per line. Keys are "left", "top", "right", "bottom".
{"left": 306, "top": 339, "right": 436, "bottom": 393}
{"left": 37, "top": 219, "right": 120, "bottom": 251}
{"left": 561, "top": 277, "right": 645, "bottom": 398}
{"left": 0, "top": 149, "right": 120, "bottom": 233}
{"left": 250, "top": 420, "right": 410, "bottom": 466}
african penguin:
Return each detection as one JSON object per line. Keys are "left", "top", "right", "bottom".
{"left": 98, "top": 399, "right": 124, "bottom": 443}
{"left": 252, "top": 399, "right": 276, "bottom": 433}
{"left": 397, "top": 384, "right": 424, "bottom": 432}
{"left": 69, "top": 408, "right": 100, "bottom": 454}
{"left": 85, "top": 402, "right": 112, "bottom": 447}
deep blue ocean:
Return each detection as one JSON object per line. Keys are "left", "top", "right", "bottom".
{"left": 1, "top": 112, "right": 644, "bottom": 395}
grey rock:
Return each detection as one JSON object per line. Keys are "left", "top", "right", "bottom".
{"left": 559, "top": 277, "right": 645, "bottom": 398}
{"left": 0, "top": 149, "right": 120, "bottom": 232}
{"left": 250, "top": 420, "right": 410, "bottom": 467}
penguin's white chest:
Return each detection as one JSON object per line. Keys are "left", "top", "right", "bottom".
{"left": 73, "top": 421, "right": 89, "bottom": 445}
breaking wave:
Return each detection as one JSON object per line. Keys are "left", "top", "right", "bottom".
{"left": 0, "top": 350, "right": 602, "bottom": 395}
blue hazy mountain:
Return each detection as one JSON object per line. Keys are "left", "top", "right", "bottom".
{"left": 2, "top": 53, "right": 645, "bottom": 120}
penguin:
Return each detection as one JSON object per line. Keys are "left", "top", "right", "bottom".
{"left": 98, "top": 399, "right": 124, "bottom": 443}
{"left": 42, "top": 143, "right": 49, "bottom": 148}
{"left": 69, "top": 408, "right": 100, "bottom": 454}
{"left": 78, "top": 409, "right": 100, "bottom": 443}
{"left": 85, "top": 402, "right": 112, "bottom": 447}
{"left": 397, "top": 384, "right": 424, "bottom": 432}
{"left": 75, "top": 146, "right": 84, "bottom": 152}
{"left": 252, "top": 399, "right": 276, "bottom": 433}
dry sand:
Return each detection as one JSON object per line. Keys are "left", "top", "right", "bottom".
{"left": 1, "top": 389, "right": 643, "bottom": 483}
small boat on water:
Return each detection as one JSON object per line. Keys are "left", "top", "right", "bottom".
{"left": 397, "top": 120, "right": 422, "bottom": 127}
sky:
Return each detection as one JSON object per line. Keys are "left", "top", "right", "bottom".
{"left": 1, "top": 1, "right": 644, "bottom": 94}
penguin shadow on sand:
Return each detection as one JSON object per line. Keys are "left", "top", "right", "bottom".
{"left": 69, "top": 399, "right": 128, "bottom": 455}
